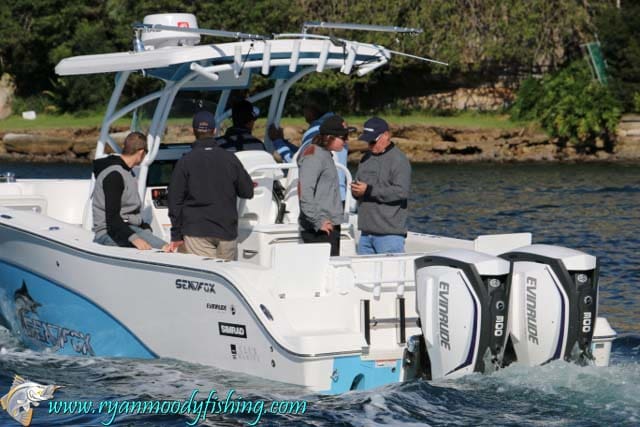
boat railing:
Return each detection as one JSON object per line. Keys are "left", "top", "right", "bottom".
{"left": 330, "top": 254, "right": 418, "bottom": 298}
{"left": 0, "top": 172, "right": 16, "bottom": 183}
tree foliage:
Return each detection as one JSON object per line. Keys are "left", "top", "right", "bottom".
{"left": 0, "top": 0, "right": 632, "bottom": 114}
{"left": 592, "top": 2, "right": 640, "bottom": 112}
{"left": 512, "top": 61, "right": 621, "bottom": 145}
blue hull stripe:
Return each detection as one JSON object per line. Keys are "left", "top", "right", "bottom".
{"left": 0, "top": 259, "right": 156, "bottom": 358}
{"left": 326, "top": 356, "right": 401, "bottom": 394}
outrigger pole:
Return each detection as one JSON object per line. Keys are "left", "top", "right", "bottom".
{"left": 302, "top": 21, "right": 423, "bottom": 35}
{"left": 133, "top": 22, "right": 269, "bottom": 41}
{"left": 301, "top": 21, "right": 448, "bottom": 67}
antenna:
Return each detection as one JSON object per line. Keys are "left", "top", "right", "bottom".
{"left": 302, "top": 21, "right": 423, "bottom": 35}
{"left": 133, "top": 22, "right": 269, "bottom": 41}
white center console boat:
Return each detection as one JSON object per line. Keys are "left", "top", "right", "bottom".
{"left": 0, "top": 14, "right": 616, "bottom": 393}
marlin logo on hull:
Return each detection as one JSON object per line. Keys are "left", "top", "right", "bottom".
{"left": 526, "top": 277, "right": 539, "bottom": 345}
{"left": 14, "top": 282, "right": 41, "bottom": 328}
{"left": 438, "top": 281, "right": 451, "bottom": 350}
{"left": 14, "top": 281, "right": 95, "bottom": 356}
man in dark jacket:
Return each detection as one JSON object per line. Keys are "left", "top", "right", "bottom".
{"left": 167, "top": 111, "right": 254, "bottom": 260}
{"left": 350, "top": 117, "right": 411, "bottom": 254}
{"left": 92, "top": 132, "right": 166, "bottom": 250}
{"left": 217, "top": 99, "right": 266, "bottom": 152}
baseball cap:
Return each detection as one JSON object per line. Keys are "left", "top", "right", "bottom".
{"left": 232, "top": 99, "right": 260, "bottom": 126}
{"left": 359, "top": 117, "right": 389, "bottom": 142}
{"left": 319, "top": 115, "right": 356, "bottom": 138}
{"left": 192, "top": 110, "right": 216, "bottom": 132}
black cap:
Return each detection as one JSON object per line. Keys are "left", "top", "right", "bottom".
{"left": 359, "top": 117, "right": 389, "bottom": 142}
{"left": 232, "top": 99, "right": 259, "bottom": 126}
{"left": 319, "top": 115, "right": 356, "bottom": 138}
{"left": 192, "top": 110, "right": 216, "bottom": 132}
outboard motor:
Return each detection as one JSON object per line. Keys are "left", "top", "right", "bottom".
{"left": 411, "top": 249, "right": 511, "bottom": 380}
{"left": 501, "top": 245, "right": 599, "bottom": 366}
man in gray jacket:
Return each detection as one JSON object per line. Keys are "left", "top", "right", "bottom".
{"left": 298, "top": 115, "right": 352, "bottom": 256}
{"left": 92, "top": 132, "right": 166, "bottom": 250}
{"left": 350, "top": 117, "right": 411, "bottom": 254}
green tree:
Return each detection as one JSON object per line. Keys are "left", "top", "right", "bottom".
{"left": 592, "top": 2, "right": 640, "bottom": 112}
{"left": 512, "top": 61, "right": 621, "bottom": 146}
{"left": 0, "top": 0, "right": 623, "bottom": 114}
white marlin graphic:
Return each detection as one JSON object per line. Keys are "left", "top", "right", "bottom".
{"left": 0, "top": 375, "right": 61, "bottom": 426}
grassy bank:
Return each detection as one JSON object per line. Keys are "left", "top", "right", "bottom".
{"left": 0, "top": 111, "right": 532, "bottom": 132}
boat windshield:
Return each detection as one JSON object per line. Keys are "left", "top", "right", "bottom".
{"left": 147, "top": 159, "right": 178, "bottom": 187}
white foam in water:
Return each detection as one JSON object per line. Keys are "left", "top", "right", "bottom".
{"left": 363, "top": 393, "right": 388, "bottom": 421}
{"left": 449, "top": 360, "right": 640, "bottom": 424}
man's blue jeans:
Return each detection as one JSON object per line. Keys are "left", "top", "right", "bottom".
{"left": 357, "top": 234, "right": 405, "bottom": 255}
{"left": 94, "top": 225, "right": 166, "bottom": 249}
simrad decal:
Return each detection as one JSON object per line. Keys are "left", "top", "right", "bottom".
{"left": 15, "top": 281, "right": 95, "bottom": 356}
{"left": 218, "top": 322, "right": 247, "bottom": 339}
{"left": 175, "top": 279, "right": 216, "bottom": 293}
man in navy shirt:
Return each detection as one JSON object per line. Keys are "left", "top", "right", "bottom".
{"left": 217, "top": 99, "right": 266, "bottom": 152}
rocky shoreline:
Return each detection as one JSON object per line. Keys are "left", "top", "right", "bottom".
{"left": 1, "top": 120, "right": 639, "bottom": 164}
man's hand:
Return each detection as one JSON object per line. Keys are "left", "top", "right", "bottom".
{"left": 268, "top": 124, "right": 284, "bottom": 141}
{"left": 164, "top": 240, "right": 184, "bottom": 253}
{"left": 350, "top": 181, "right": 368, "bottom": 198}
{"left": 320, "top": 220, "right": 334, "bottom": 235}
{"left": 131, "top": 238, "right": 152, "bottom": 250}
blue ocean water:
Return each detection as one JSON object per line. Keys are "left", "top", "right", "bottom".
{"left": 0, "top": 161, "right": 638, "bottom": 426}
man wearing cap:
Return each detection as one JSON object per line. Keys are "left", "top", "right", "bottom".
{"left": 298, "top": 115, "right": 354, "bottom": 256}
{"left": 217, "top": 99, "right": 266, "bottom": 152}
{"left": 92, "top": 131, "right": 167, "bottom": 250}
{"left": 166, "top": 111, "right": 254, "bottom": 260}
{"left": 268, "top": 90, "right": 349, "bottom": 203}
{"left": 350, "top": 117, "right": 411, "bottom": 254}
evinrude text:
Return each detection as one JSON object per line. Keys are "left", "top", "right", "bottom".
{"left": 438, "top": 281, "right": 451, "bottom": 350}
{"left": 526, "top": 277, "right": 539, "bottom": 344}
{"left": 206, "top": 303, "right": 227, "bottom": 312}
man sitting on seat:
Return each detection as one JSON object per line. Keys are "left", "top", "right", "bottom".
{"left": 217, "top": 99, "right": 266, "bottom": 152}
{"left": 92, "top": 132, "right": 166, "bottom": 250}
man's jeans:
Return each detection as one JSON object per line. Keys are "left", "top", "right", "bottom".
{"left": 357, "top": 234, "right": 405, "bottom": 255}
{"left": 94, "top": 225, "right": 166, "bottom": 249}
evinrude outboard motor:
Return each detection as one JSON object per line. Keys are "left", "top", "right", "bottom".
{"left": 409, "top": 249, "right": 511, "bottom": 380}
{"left": 501, "top": 245, "right": 599, "bottom": 367}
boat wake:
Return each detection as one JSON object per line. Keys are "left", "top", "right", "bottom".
{"left": 2, "top": 328, "right": 637, "bottom": 426}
